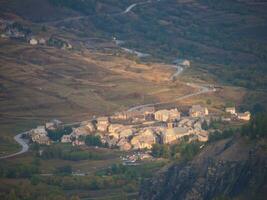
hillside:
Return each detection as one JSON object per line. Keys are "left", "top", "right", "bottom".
{"left": 140, "top": 135, "right": 267, "bottom": 200}
{"left": 2, "top": 0, "right": 266, "bottom": 89}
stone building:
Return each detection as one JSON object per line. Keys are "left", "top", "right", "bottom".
{"left": 189, "top": 105, "right": 209, "bottom": 118}
{"left": 61, "top": 135, "right": 72, "bottom": 143}
{"left": 225, "top": 107, "right": 236, "bottom": 115}
{"left": 237, "top": 111, "right": 251, "bottom": 121}
{"left": 131, "top": 128, "right": 157, "bottom": 149}
{"left": 155, "top": 108, "right": 180, "bottom": 122}
{"left": 97, "top": 117, "right": 110, "bottom": 132}
{"left": 162, "top": 127, "right": 190, "bottom": 144}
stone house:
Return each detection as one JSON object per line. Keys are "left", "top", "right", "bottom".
{"left": 29, "top": 38, "right": 38, "bottom": 45}
{"left": 45, "top": 119, "right": 62, "bottom": 131}
{"left": 155, "top": 110, "right": 171, "bottom": 122}
{"left": 119, "top": 128, "right": 135, "bottom": 138}
{"left": 29, "top": 126, "right": 51, "bottom": 145}
{"left": 197, "top": 130, "right": 209, "bottom": 142}
{"left": 61, "top": 135, "right": 72, "bottom": 143}
{"left": 189, "top": 105, "right": 209, "bottom": 118}
{"left": 39, "top": 38, "right": 46, "bottom": 45}
{"left": 72, "top": 126, "right": 92, "bottom": 138}
{"left": 97, "top": 117, "right": 110, "bottom": 132}
{"left": 72, "top": 140, "right": 85, "bottom": 146}
{"left": 155, "top": 108, "right": 180, "bottom": 122}
{"left": 31, "top": 133, "right": 51, "bottom": 145}
{"left": 225, "top": 107, "right": 236, "bottom": 115}
{"left": 117, "top": 138, "right": 132, "bottom": 151}
{"left": 131, "top": 128, "right": 157, "bottom": 149}
{"left": 162, "top": 127, "right": 190, "bottom": 144}
{"left": 237, "top": 111, "right": 251, "bottom": 121}
{"left": 108, "top": 124, "right": 124, "bottom": 134}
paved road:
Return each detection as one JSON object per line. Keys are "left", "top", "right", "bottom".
{"left": 123, "top": 1, "right": 152, "bottom": 14}
{"left": 0, "top": 132, "right": 29, "bottom": 159}
{"left": 123, "top": 3, "right": 138, "bottom": 14}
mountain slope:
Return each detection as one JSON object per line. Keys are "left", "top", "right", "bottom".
{"left": 140, "top": 135, "right": 267, "bottom": 200}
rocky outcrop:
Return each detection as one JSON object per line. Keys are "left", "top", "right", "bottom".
{"left": 140, "top": 136, "right": 267, "bottom": 200}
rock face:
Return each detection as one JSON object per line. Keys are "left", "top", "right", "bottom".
{"left": 140, "top": 136, "right": 267, "bottom": 200}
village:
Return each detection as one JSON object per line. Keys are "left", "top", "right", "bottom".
{"left": 0, "top": 18, "right": 72, "bottom": 49}
{"left": 28, "top": 104, "right": 251, "bottom": 163}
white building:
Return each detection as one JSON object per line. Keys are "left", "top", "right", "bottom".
{"left": 61, "top": 135, "right": 72, "bottom": 143}
{"left": 29, "top": 38, "right": 38, "bottom": 45}
{"left": 173, "top": 59, "right": 191, "bottom": 67}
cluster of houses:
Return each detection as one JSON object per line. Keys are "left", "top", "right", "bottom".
{"left": 28, "top": 104, "right": 251, "bottom": 151}
{"left": 28, "top": 119, "right": 63, "bottom": 145}
{"left": 27, "top": 105, "right": 208, "bottom": 150}
{"left": 0, "top": 19, "right": 72, "bottom": 49}
{"left": 225, "top": 107, "right": 251, "bottom": 121}
{"left": 0, "top": 19, "right": 30, "bottom": 40}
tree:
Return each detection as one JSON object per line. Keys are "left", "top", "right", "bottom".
{"left": 55, "top": 165, "right": 72, "bottom": 175}
{"left": 202, "top": 120, "right": 209, "bottom": 130}
{"left": 241, "top": 113, "right": 267, "bottom": 139}
{"left": 70, "top": 195, "right": 80, "bottom": 200}
{"left": 206, "top": 99, "right": 212, "bottom": 105}
{"left": 252, "top": 103, "right": 266, "bottom": 115}
{"left": 152, "top": 144, "right": 170, "bottom": 158}
{"left": 30, "top": 175, "right": 41, "bottom": 185}
{"left": 7, "top": 189, "right": 17, "bottom": 200}
{"left": 85, "top": 135, "right": 102, "bottom": 146}
{"left": 47, "top": 127, "right": 72, "bottom": 141}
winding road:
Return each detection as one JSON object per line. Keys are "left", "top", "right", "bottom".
{"left": 42, "top": 0, "right": 154, "bottom": 25}
{"left": 0, "top": 132, "right": 29, "bottom": 159}
{"left": 128, "top": 67, "right": 216, "bottom": 112}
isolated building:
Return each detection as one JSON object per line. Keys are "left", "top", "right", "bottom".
{"left": 29, "top": 38, "right": 38, "bottom": 45}
{"left": 173, "top": 59, "right": 191, "bottom": 67}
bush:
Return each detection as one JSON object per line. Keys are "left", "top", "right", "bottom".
{"left": 0, "top": 162, "right": 39, "bottom": 179}
{"left": 40, "top": 145, "right": 102, "bottom": 161}
{"left": 151, "top": 144, "right": 170, "bottom": 158}
{"left": 208, "top": 129, "right": 235, "bottom": 143}
{"left": 47, "top": 127, "right": 72, "bottom": 141}
{"left": 85, "top": 135, "right": 102, "bottom": 147}
{"left": 55, "top": 165, "right": 72, "bottom": 175}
